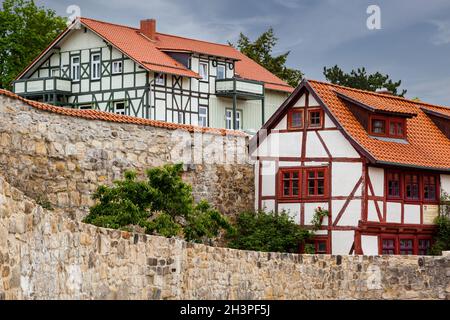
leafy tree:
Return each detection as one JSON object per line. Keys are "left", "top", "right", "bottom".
{"left": 227, "top": 210, "right": 312, "bottom": 253}
{"left": 323, "top": 65, "right": 407, "bottom": 97}
{"left": 231, "top": 28, "right": 303, "bottom": 87}
{"left": 83, "top": 163, "right": 233, "bottom": 243}
{"left": 0, "top": 0, "right": 67, "bottom": 89}
{"left": 430, "top": 215, "right": 450, "bottom": 255}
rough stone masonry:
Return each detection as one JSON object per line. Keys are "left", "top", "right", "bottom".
{"left": 0, "top": 94, "right": 255, "bottom": 220}
{"left": 0, "top": 176, "right": 449, "bottom": 300}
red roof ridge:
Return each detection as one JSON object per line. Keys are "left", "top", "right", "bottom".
{"left": 155, "top": 32, "right": 236, "bottom": 50}
{"left": 80, "top": 17, "right": 139, "bottom": 32}
{"left": 0, "top": 89, "right": 247, "bottom": 137}
{"left": 307, "top": 79, "right": 449, "bottom": 110}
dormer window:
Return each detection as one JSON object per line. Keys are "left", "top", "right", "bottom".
{"left": 369, "top": 115, "right": 406, "bottom": 139}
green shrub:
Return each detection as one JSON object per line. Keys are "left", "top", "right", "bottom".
{"left": 227, "top": 210, "right": 312, "bottom": 253}
{"left": 431, "top": 215, "right": 450, "bottom": 255}
{"left": 83, "top": 163, "right": 232, "bottom": 243}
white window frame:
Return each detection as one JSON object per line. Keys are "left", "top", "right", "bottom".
{"left": 155, "top": 73, "right": 165, "bottom": 85}
{"left": 114, "top": 102, "right": 126, "bottom": 115}
{"left": 71, "top": 56, "right": 80, "bottom": 81}
{"left": 199, "top": 62, "right": 208, "bottom": 81}
{"left": 217, "top": 64, "right": 226, "bottom": 80}
{"left": 91, "top": 53, "right": 101, "bottom": 80}
{"left": 225, "top": 109, "right": 242, "bottom": 130}
{"left": 112, "top": 61, "right": 122, "bottom": 74}
{"left": 198, "top": 106, "right": 208, "bottom": 127}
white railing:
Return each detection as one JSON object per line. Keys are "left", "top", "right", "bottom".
{"left": 216, "top": 78, "right": 264, "bottom": 96}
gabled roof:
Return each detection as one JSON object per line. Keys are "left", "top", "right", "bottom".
{"left": 252, "top": 79, "right": 450, "bottom": 172}
{"left": 17, "top": 17, "right": 293, "bottom": 93}
{"left": 0, "top": 89, "right": 246, "bottom": 137}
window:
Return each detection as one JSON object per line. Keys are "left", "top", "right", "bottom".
{"left": 387, "top": 172, "right": 401, "bottom": 199}
{"left": 287, "top": 109, "right": 304, "bottom": 130}
{"left": 380, "top": 235, "right": 432, "bottom": 255}
{"left": 199, "top": 62, "right": 208, "bottom": 81}
{"left": 306, "top": 168, "right": 326, "bottom": 197}
{"left": 278, "top": 167, "right": 329, "bottom": 200}
{"left": 71, "top": 56, "right": 80, "bottom": 81}
{"left": 423, "top": 175, "right": 437, "bottom": 201}
{"left": 217, "top": 64, "right": 226, "bottom": 80}
{"left": 371, "top": 119, "right": 385, "bottom": 134}
{"left": 399, "top": 238, "right": 414, "bottom": 255}
{"left": 405, "top": 174, "right": 420, "bottom": 200}
{"left": 177, "top": 111, "right": 184, "bottom": 124}
{"left": 279, "top": 169, "right": 301, "bottom": 198}
{"left": 198, "top": 106, "right": 208, "bottom": 127}
{"left": 114, "top": 102, "right": 125, "bottom": 115}
{"left": 79, "top": 105, "right": 92, "bottom": 110}
{"left": 386, "top": 170, "right": 439, "bottom": 203}
{"left": 155, "top": 73, "right": 165, "bottom": 85}
{"left": 381, "top": 238, "right": 396, "bottom": 255}
{"left": 91, "top": 53, "right": 101, "bottom": 80}
{"left": 225, "top": 109, "right": 242, "bottom": 130}
{"left": 418, "top": 239, "right": 431, "bottom": 255}
{"left": 370, "top": 116, "right": 406, "bottom": 138}
{"left": 389, "top": 119, "right": 404, "bottom": 137}
{"left": 51, "top": 68, "right": 60, "bottom": 77}
{"left": 307, "top": 109, "right": 323, "bottom": 128}
{"left": 112, "top": 61, "right": 122, "bottom": 74}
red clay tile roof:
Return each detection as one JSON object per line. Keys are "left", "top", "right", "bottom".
{"left": 154, "top": 32, "right": 293, "bottom": 92}
{"left": 80, "top": 18, "right": 201, "bottom": 79}
{"left": 0, "top": 89, "right": 247, "bottom": 137}
{"left": 307, "top": 80, "right": 450, "bottom": 171}
{"left": 18, "top": 16, "right": 292, "bottom": 93}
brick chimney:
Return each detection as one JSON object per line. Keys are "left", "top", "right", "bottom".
{"left": 140, "top": 19, "right": 156, "bottom": 40}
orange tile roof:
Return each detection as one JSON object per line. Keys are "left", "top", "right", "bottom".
{"left": 80, "top": 18, "right": 200, "bottom": 79}
{"left": 78, "top": 17, "right": 292, "bottom": 93}
{"left": 307, "top": 80, "right": 450, "bottom": 171}
{"left": 154, "top": 32, "right": 293, "bottom": 93}
{"left": 0, "top": 89, "right": 247, "bottom": 137}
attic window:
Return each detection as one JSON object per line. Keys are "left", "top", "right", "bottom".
{"left": 287, "top": 109, "right": 304, "bottom": 130}
{"left": 369, "top": 115, "right": 406, "bottom": 139}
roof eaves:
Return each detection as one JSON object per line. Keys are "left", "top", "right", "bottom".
{"left": 421, "top": 107, "right": 450, "bottom": 120}
{"left": 374, "top": 160, "right": 450, "bottom": 173}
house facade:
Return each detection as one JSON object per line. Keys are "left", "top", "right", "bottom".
{"left": 250, "top": 79, "right": 450, "bottom": 255}
{"left": 12, "top": 18, "right": 292, "bottom": 133}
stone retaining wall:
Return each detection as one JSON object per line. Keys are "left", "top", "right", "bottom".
{"left": 0, "top": 95, "right": 254, "bottom": 219}
{"left": 1, "top": 177, "right": 448, "bottom": 300}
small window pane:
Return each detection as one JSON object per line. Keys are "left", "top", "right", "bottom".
{"left": 372, "top": 119, "right": 385, "bottom": 134}
{"left": 217, "top": 65, "right": 226, "bottom": 80}
{"left": 309, "top": 111, "right": 321, "bottom": 127}
{"left": 291, "top": 111, "right": 303, "bottom": 128}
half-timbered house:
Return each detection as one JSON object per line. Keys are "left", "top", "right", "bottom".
{"left": 250, "top": 79, "right": 450, "bottom": 255}
{"left": 12, "top": 17, "right": 292, "bottom": 132}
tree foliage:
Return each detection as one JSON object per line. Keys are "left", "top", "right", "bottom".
{"left": 431, "top": 215, "right": 450, "bottom": 255}
{"left": 227, "top": 210, "right": 312, "bottom": 253}
{"left": 0, "top": 0, "right": 67, "bottom": 89}
{"left": 323, "top": 65, "right": 407, "bottom": 97}
{"left": 231, "top": 28, "right": 303, "bottom": 88}
{"left": 83, "top": 163, "right": 233, "bottom": 243}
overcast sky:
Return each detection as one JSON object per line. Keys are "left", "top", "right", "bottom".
{"left": 29, "top": 0, "right": 450, "bottom": 105}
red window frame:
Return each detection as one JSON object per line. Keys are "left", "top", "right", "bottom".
{"left": 307, "top": 108, "right": 324, "bottom": 129}
{"left": 287, "top": 108, "right": 304, "bottom": 130}
{"left": 278, "top": 168, "right": 302, "bottom": 199}
{"left": 313, "top": 237, "right": 329, "bottom": 254}
{"left": 398, "top": 236, "right": 415, "bottom": 255}
{"left": 369, "top": 115, "right": 406, "bottom": 139}
{"left": 386, "top": 171, "right": 402, "bottom": 200}
{"left": 422, "top": 174, "right": 438, "bottom": 202}
{"left": 305, "top": 167, "right": 328, "bottom": 199}
{"left": 385, "top": 170, "right": 439, "bottom": 204}
{"left": 379, "top": 235, "right": 433, "bottom": 255}
{"left": 404, "top": 173, "right": 420, "bottom": 201}
{"left": 277, "top": 167, "right": 329, "bottom": 200}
